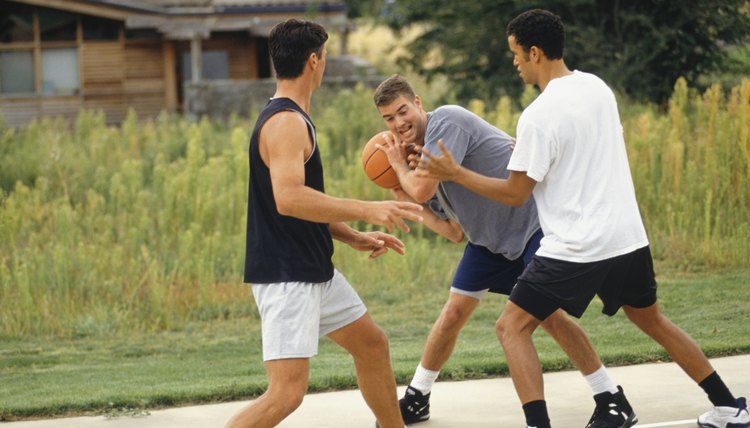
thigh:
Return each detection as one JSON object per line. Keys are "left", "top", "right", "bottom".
{"left": 252, "top": 281, "right": 322, "bottom": 361}
{"left": 598, "top": 246, "right": 657, "bottom": 315}
{"left": 452, "top": 242, "right": 525, "bottom": 296}
{"left": 511, "top": 255, "right": 609, "bottom": 320}
{"left": 319, "top": 269, "right": 368, "bottom": 337}
{"left": 264, "top": 358, "right": 310, "bottom": 395}
{"left": 326, "top": 312, "right": 387, "bottom": 360}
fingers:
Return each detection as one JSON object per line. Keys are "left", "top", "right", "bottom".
{"left": 377, "top": 234, "right": 406, "bottom": 255}
{"left": 369, "top": 246, "right": 389, "bottom": 259}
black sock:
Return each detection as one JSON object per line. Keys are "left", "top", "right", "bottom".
{"left": 699, "top": 371, "right": 737, "bottom": 407}
{"left": 522, "top": 400, "right": 551, "bottom": 428}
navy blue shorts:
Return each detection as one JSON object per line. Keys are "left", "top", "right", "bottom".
{"left": 451, "top": 229, "right": 543, "bottom": 296}
{"left": 509, "top": 245, "right": 658, "bottom": 321}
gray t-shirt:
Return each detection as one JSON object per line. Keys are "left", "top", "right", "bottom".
{"left": 424, "top": 105, "right": 540, "bottom": 259}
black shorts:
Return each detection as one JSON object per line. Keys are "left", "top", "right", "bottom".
{"left": 508, "top": 246, "right": 657, "bottom": 321}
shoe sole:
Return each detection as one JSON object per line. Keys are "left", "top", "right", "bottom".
{"left": 403, "top": 414, "right": 430, "bottom": 425}
{"left": 697, "top": 421, "right": 750, "bottom": 428}
{"left": 623, "top": 415, "right": 638, "bottom": 428}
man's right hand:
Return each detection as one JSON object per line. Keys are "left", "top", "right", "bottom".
{"left": 362, "top": 201, "right": 423, "bottom": 233}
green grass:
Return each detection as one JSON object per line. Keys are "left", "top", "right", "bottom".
{"left": 1, "top": 267, "right": 748, "bottom": 421}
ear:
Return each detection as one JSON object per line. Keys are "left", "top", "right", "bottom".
{"left": 414, "top": 94, "right": 423, "bottom": 109}
{"left": 308, "top": 52, "right": 319, "bottom": 70}
{"left": 529, "top": 46, "right": 543, "bottom": 63}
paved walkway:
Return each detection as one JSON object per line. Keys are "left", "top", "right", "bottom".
{"left": 4, "top": 355, "right": 748, "bottom": 427}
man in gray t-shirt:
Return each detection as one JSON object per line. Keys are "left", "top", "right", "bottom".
{"left": 424, "top": 105, "right": 538, "bottom": 258}
{"left": 373, "top": 75, "right": 630, "bottom": 426}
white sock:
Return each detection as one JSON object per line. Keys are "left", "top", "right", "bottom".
{"left": 410, "top": 363, "right": 440, "bottom": 395}
{"left": 585, "top": 365, "right": 619, "bottom": 395}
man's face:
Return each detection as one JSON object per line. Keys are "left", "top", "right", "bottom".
{"left": 377, "top": 94, "right": 426, "bottom": 145}
{"left": 508, "top": 35, "right": 536, "bottom": 85}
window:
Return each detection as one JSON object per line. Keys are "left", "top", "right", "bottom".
{"left": 39, "top": 9, "right": 77, "bottom": 41}
{"left": 42, "top": 48, "right": 79, "bottom": 95}
{"left": 182, "top": 51, "right": 229, "bottom": 81}
{"left": 125, "top": 28, "right": 160, "bottom": 40}
{"left": 1, "top": 4, "right": 85, "bottom": 97}
{"left": 82, "top": 15, "right": 120, "bottom": 40}
{"left": 0, "top": 51, "right": 34, "bottom": 94}
{"left": 0, "top": 4, "right": 34, "bottom": 43}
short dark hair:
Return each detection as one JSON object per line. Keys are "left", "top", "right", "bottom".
{"left": 373, "top": 74, "right": 417, "bottom": 107}
{"left": 269, "top": 19, "right": 328, "bottom": 79}
{"left": 506, "top": 9, "right": 564, "bottom": 60}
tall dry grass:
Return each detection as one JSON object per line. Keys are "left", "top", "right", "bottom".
{"left": 0, "top": 79, "right": 748, "bottom": 338}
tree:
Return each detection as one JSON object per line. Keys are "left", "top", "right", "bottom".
{"left": 374, "top": 0, "right": 750, "bottom": 103}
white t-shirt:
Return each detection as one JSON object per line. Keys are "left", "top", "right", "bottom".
{"left": 507, "top": 70, "right": 648, "bottom": 262}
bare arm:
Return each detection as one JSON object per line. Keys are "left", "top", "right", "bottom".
{"left": 262, "top": 112, "right": 423, "bottom": 232}
{"left": 329, "top": 222, "right": 407, "bottom": 258}
{"left": 377, "top": 132, "right": 439, "bottom": 203}
{"left": 391, "top": 188, "right": 464, "bottom": 243}
{"left": 414, "top": 140, "right": 536, "bottom": 207}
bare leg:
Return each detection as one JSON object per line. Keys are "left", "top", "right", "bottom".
{"left": 540, "top": 309, "right": 602, "bottom": 376}
{"left": 495, "top": 301, "right": 544, "bottom": 404}
{"left": 420, "top": 292, "right": 480, "bottom": 370}
{"left": 623, "top": 303, "right": 714, "bottom": 382}
{"left": 225, "top": 358, "right": 309, "bottom": 428}
{"left": 328, "top": 313, "right": 403, "bottom": 428}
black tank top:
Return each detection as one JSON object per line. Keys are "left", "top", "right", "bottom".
{"left": 244, "top": 98, "right": 334, "bottom": 283}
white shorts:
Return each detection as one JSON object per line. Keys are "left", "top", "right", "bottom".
{"left": 251, "top": 269, "right": 367, "bottom": 361}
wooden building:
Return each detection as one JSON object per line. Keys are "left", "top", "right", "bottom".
{"left": 0, "top": 0, "right": 347, "bottom": 126}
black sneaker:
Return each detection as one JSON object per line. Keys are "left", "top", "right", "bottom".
{"left": 399, "top": 385, "right": 431, "bottom": 425}
{"left": 585, "top": 386, "right": 638, "bottom": 428}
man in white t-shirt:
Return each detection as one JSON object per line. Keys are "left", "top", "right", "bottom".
{"left": 413, "top": 8, "right": 748, "bottom": 428}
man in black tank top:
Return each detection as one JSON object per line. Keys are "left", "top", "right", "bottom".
{"left": 227, "top": 19, "right": 423, "bottom": 428}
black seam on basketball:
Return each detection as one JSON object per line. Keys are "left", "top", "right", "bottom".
{"left": 373, "top": 166, "right": 393, "bottom": 181}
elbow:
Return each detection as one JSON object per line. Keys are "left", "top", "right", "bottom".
{"left": 506, "top": 193, "right": 530, "bottom": 208}
{"left": 448, "top": 230, "right": 465, "bottom": 244}
{"left": 275, "top": 195, "right": 295, "bottom": 216}
{"left": 411, "top": 189, "right": 434, "bottom": 204}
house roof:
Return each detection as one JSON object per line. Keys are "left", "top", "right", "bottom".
{"left": 12, "top": 0, "right": 348, "bottom": 39}
{"left": 80, "top": 0, "right": 347, "bottom": 15}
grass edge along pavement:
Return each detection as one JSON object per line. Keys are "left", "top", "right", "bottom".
{"left": 1, "top": 268, "right": 749, "bottom": 421}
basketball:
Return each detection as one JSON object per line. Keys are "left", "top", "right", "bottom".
{"left": 361, "top": 132, "right": 400, "bottom": 189}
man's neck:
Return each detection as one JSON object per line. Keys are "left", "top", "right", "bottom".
{"left": 537, "top": 60, "right": 573, "bottom": 92}
{"left": 274, "top": 78, "right": 314, "bottom": 113}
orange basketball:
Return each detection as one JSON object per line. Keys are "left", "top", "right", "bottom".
{"left": 362, "top": 132, "right": 400, "bottom": 189}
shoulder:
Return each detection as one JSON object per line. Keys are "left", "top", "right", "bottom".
{"left": 432, "top": 105, "right": 475, "bottom": 121}
{"left": 428, "top": 105, "right": 483, "bottom": 132}
{"left": 263, "top": 110, "right": 308, "bottom": 136}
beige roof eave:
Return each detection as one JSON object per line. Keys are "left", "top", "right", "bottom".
{"left": 126, "top": 12, "right": 347, "bottom": 39}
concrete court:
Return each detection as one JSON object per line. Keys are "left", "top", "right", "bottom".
{"left": 4, "top": 355, "right": 748, "bottom": 428}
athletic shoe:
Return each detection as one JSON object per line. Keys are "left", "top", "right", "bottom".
{"left": 697, "top": 397, "right": 750, "bottom": 428}
{"left": 399, "top": 385, "right": 430, "bottom": 425}
{"left": 585, "top": 385, "right": 638, "bottom": 428}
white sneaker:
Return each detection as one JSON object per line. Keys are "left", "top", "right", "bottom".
{"left": 697, "top": 397, "right": 750, "bottom": 428}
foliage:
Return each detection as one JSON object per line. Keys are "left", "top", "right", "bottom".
{"left": 376, "top": 0, "right": 750, "bottom": 103}
{"left": 0, "top": 79, "right": 749, "bottom": 339}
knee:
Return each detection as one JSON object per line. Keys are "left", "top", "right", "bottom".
{"left": 495, "top": 313, "right": 516, "bottom": 344}
{"left": 435, "top": 303, "right": 467, "bottom": 335}
{"left": 495, "top": 306, "right": 538, "bottom": 344}
{"left": 266, "top": 384, "right": 306, "bottom": 416}
{"left": 357, "top": 326, "right": 391, "bottom": 361}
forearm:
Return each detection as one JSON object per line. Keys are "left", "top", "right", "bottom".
{"left": 276, "top": 186, "right": 369, "bottom": 224}
{"left": 420, "top": 209, "right": 464, "bottom": 243}
{"left": 392, "top": 163, "right": 437, "bottom": 203}
{"left": 329, "top": 222, "right": 359, "bottom": 244}
{"left": 453, "top": 168, "right": 528, "bottom": 207}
